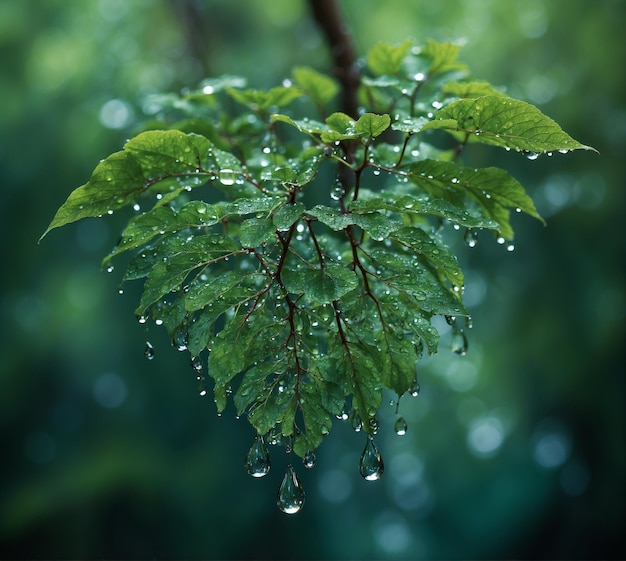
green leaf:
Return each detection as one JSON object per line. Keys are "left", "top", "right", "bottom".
{"left": 282, "top": 262, "right": 358, "bottom": 303}
{"left": 273, "top": 202, "right": 305, "bottom": 231}
{"left": 409, "top": 159, "right": 544, "bottom": 238}
{"left": 136, "top": 234, "right": 239, "bottom": 311}
{"left": 320, "top": 112, "right": 357, "bottom": 142}
{"left": 239, "top": 217, "right": 277, "bottom": 247}
{"left": 307, "top": 204, "right": 401, "bottom": 239}
{"left": 293, "top": 381, "right": 338, "bottom": 456}
{"left": 104, "top": 201, "right": 228, "bottom": 264}
{"left": 228, "top": 86, "right": 302, "bottom": 110}
{"left": 234, "top": 361, "right": 280, "bottom": 415}
{"left": 442, "top": 80, "right": 506, "bottom": 98}
{"left": 391, "top": 226, "right": 464, "bottom": 287}
{"left": 41, "top": 130, "right": 213, "bottom": 239}
{"left": 379, "top": 331, "right": 417, "bottom": 396}
{"left": 424, "top": 95, "right": 595, "bottom": 153}
{"left": 184, "top": 270, "right": 266, "bottom": 313}
{"left": 350, "top": 194, "right": 499, "bottom": 230}
{"left": 292, "top": 66, "right": 338, "bottom": 106}
{"left": 354, "top": 113, "right": 391, "bottom": 139}
{"left": 367, "top": 40, "right": 412, "bottom": 76}
{"left": 391, "top": 116, "right": 430, "bottom": 134}
{"left": 270, "top": 113, "right": 330, "bottom": 137}
{"left": 417, "top": 39, "right": 467, "bottom": 76}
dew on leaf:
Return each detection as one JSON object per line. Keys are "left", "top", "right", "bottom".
{"left": 106, "top": 265, "right": 114, "bottom": 273}
{"left": 526, "top": 151, "right": 540, "bottom": 160}
{"left": 219, "top": 168, "right": 236, "bottom": 186}
{"left": 245, "top": 434, "right": 271, "bottom": 478}
{"left": 359, "top": 436, "right": 384, "bottom": 481}
{"left": 394, "top": 416, "right": 408, "bottom": 436}
{"left": 144, "top": 341, "right": 155, "bottom": 360}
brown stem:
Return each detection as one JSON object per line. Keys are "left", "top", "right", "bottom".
{"left": 307, "top": 0, "right": 359, "bottom": 119}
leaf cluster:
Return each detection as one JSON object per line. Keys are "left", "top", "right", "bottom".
{"left": 41, "top": 40, "right": 592, "bottom": 458}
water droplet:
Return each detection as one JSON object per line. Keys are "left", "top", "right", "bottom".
{"left": 368, "top": 416, "right": 379, "bottom": 434}
{"left": 394, "top": 416, "right": 408, "bottom": 436}
{"left": 359, "top": 436, "right": 384, "bottom": 481}
{"left": 351, "top": 413, "right": 362, "bottom": 432}
{"left": 303, "top": 450, "right": 316, "bottom": 469}
{"left": 190, "top": 356, "right": 203, "bottom": 372}
{"left": 106, "top": 265, "right": 114, "bottom": 273}
{"left": 245, "top": 435, "right": 271, "bottom": 478}
{"left": 138, "top": 315, "right": 148, "bottom": 324}
{"left": 277, "top": 465, "right": 305, "bottom": 514}
{"left": 144, "top": 341, "right": 155, "bottom": 360}
{"left": 172, "top": 325, "right": 188, "bottom": 352}
{"left": 219, "top": 168, "right": 236, "bottom": 186}
{"left": 464, "top": 228, "right": 478, "bottom": 248}
{"left": 526, "top": 151, "right": 540, "bottom": 160}
{"left": 451, "top": 329, "right": 468, "bottom": 355}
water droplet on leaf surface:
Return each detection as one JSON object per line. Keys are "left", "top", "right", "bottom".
{"left": 277, "top": 465, "right": 305, "bottom": 514}
{"left": 219, "top": 168, "right": 236, "bottom": 186}
{"left": 359, "top": 436, "right": 384, "bottom": 481}
{"left": 244, "top": 435, "right": 271, "bottom": 478}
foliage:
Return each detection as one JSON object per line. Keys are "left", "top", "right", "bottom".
{"left": 41, "top": 39, "right": 592, "bottom": 512}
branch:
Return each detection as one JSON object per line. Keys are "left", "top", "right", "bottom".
{"left": 308, "top": 0, "right": 359, "bottom": 118}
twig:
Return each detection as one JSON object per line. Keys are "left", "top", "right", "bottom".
{"left": 307, "top": 0, "right": 359, "bottom": 118}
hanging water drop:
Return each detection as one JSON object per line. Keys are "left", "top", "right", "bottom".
{"left": 244, "top": 435, "right": 271, "bottom": 478}
{"left": 359, "top": 436, "right": 384, "bottom": 481}
{"left": 303, "top": 450, "right": 316, "bottom": 469}
{"left": 526, "top": 151, "right": 540, "bottom": 160}
{"left": 394, "top": 416, "right": 408, "bottom": 436}
{"left": 409, "top": 380, "right": 420, "bottom": 397}
{"left": 368, "top": 416, "right": 379, "bottom": 434}
{"left": 464, "top": 228, "right": 478, "bottom": 248}
{"left": 277, "top": 464, "right": 305, "bottom": 514}
{"left": 190, "top": 356, "right": 203, "bottom": 372}
{"left": 451, "top": 328, "right": 468, "bottom": 355}
{"left": 144, "top": 341, "right": 155, "bottom": 360}
{"left": 172, "top": 325, "right": 188, "bottom": 352}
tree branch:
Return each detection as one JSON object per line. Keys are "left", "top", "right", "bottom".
{"left": 307, "top": 0, "right": 359, "bottom": 118}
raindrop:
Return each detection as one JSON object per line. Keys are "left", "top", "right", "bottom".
{"left": 394, "top": 417, "right": 408, "bottom": 436}
{"left": 172, "top": 326, "right": 188, "bottom": 352}
{"left": 526, "top": 151, "right": 540, "bottom": 160}
{"left": 137, "top": 314, "right": 148, "bottom": 324}
{"left": 190, "top": 356, "right": 203, "bottom": 372}
{"left": 106, "top": 265, "right": 115, "bottom": 273}
{"left": 303, "top": 450, "right": 316, "bottom": 469}
{"left": 277, "top": 464, "right": 305, "bottom": 514}
{"left": 144, "top": 341, "right": 155, "bottom": 360}
{"left": 219, "top": 168, "right": 236, "bottom": 186}
{"left": 245, "top": 435, "right": 271, "bottom": 478}
{"left": 368, "top": 416, "right": 379, "bottom": 434}
{"left": 351, "top": 412, "right": 362, "bottom": 432}
{"left": 359, "top": 436, "right": 384, "bottom": 481}
{"left": 409, "top": 381, "right": 420, "bottom": 397}
{"left": 451, "top": 329, "right": 468, "bottom": 355}
{"left": 464, "top": 228, "right": 478, "bottom": 248}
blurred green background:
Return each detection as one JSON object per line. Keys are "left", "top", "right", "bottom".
{"left": 1, "top": 0, "right": 624, "bottom": 558}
